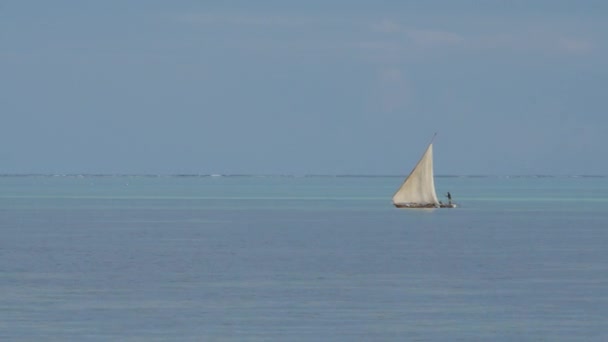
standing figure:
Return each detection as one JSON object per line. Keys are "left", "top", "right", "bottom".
{"left": 446, "top": 192, "right": 452, "bottom": 205}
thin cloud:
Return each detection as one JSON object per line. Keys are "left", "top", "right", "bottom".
{"left": 356, "top": 41, "right": 404, "bottom": 53}
{"left": 558, "top": 37, "right": 593, "bottom": 54}
{"left": 405, "top": 29, "right": 465, "bottom": 46}
{"left": 371, "top": 20, "right": 465, "bottom": 47}
{"left": 479, "top": 33, "right": 595, "bottom": 55}
{"left": 368, "top": 19, "right": 596, "bottom": 56}
{"left": 379, "top": 68, "right": 404, "bottom": 82}
{"left": 173, "top": 12, "right": 321, "bottom": 27}
{"left": 376, "top": 68, "right": 410, "bottom": 111}
{"left": 171, "top": 13, "right": 598, "bottom": 59}
{"left": 371, "top": 19, "right": 403, "bottom": 34}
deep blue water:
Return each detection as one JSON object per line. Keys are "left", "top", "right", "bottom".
{"left": 1, "top": 175, "right": 607, "bottom": 341}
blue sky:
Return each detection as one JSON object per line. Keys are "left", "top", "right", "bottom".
{"left": 2, "top": 1, "right": 607, "bottom": 175}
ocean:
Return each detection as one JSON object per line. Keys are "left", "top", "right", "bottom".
{"left": 1, "top": 175, "right": 607, "bottom": 341}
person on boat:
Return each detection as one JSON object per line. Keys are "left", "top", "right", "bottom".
{"left": 446, "top": 192, "right": 452, "bottom": 205}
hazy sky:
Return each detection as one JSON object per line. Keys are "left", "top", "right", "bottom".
{"left": 2, "top": 1, "right": 607, "bottom": 175}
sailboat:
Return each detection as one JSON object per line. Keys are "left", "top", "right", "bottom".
{"left": 392, "top": 135, "right": 456, "bottom": 208}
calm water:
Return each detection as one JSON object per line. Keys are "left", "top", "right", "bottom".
{"left": 1, "top": 175, "right": 607, "bottom": 341}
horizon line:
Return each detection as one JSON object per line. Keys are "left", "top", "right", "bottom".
{"left": 0, "top": 173, "right": 605, "bottom": 178}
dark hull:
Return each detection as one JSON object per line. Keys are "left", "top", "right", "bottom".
{"left": 394, "top": 203, "right": 457, "bottom": 209}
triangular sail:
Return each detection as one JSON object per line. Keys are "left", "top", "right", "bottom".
{"left": 392, "top": 143, "right": 439, "bottom": 207}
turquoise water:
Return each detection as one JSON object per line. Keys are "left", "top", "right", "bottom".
{"left": 1, "top": 175, "right": 607, "bottom": 340}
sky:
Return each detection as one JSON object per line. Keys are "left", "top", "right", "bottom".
{"left": 1, "top": 0, "right": 607, "bottom": 175}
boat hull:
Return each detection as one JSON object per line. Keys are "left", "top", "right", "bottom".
{"left": 394, "top": 203, "right": 457, "bottom": 209}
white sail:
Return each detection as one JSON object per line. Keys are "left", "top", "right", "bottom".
{"left": 392, "top": 143, "right": 440, "bottom": 207}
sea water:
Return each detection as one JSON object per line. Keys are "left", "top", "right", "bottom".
{"left": 1, "top": 175, "right": 607, "bottom": 341}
